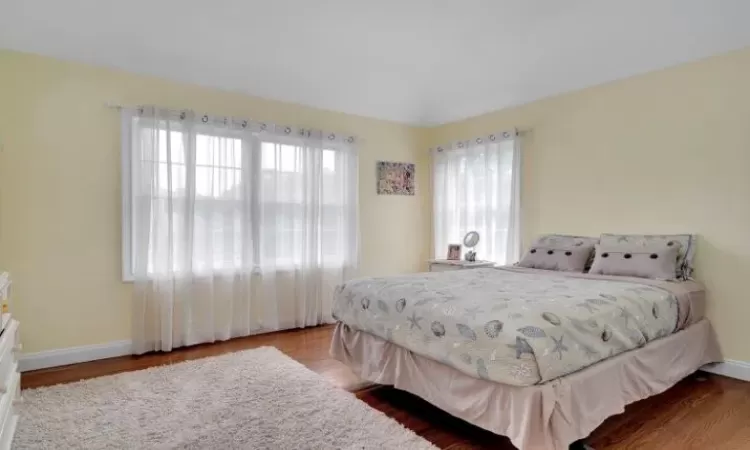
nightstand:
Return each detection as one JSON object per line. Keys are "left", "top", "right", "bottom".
{"left": 428, "top": 260, "right": 496, "bottom": 272}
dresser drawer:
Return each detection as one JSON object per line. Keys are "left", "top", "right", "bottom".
{"left": 0, "top": 321, "right": 19, "bottom": 393}
{"left": 0, "top": 371, "right": 19, "bottom": 450}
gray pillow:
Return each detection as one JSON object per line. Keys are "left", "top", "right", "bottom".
{"left": 531, "top": 234, "right": 599, "bottom": 270}
{"left": 589, "top": 243, "right": 682, "bottom": 280}
{"left": 518, "top": 244, "right": 594, "bottom": 272}
{"left": 599, "top": 234, "right": 696, "bottom": 280}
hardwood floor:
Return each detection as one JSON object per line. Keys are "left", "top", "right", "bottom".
{"left": 22, "top": 325, "right": 750, "bottom": 449}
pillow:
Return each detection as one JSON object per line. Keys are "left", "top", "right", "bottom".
{"left": 589, "top": 243, "right": 682, "bottom": 280}
{"left": 517, "top": 244, "right": 595, "bottom": 272}
{"left": 530, "top": 234, "right": 599, "bottom": 270}
{"left": 599, "top": 234, "right": 696, "bottom": 280}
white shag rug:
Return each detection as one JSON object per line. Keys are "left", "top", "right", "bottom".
{"left": 16, "top": 346, "right": 436, "bottom": 449}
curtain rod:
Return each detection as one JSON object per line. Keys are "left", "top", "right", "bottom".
{"left": 430, "top": 127, "right": 532, "bottom": 152}
{"left": 105, "top": 102, "right": 364, "bottom": 144}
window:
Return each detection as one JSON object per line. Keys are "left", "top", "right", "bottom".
{"left": 432, "top": 137, "right": 520, "bottom": 264}
{"left": 255, "top": 140, "right": 352, "bottom": 268}
{"left": 122, "top": 111, "right": 358, "bottom": 281}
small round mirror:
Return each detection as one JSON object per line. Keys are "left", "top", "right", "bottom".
{"left": 463, "top": 231, "right": 480, "bottom": 248}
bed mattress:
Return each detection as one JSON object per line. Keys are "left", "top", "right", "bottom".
{"left": 332, "top": 267, "right": 705, "bottom": 386}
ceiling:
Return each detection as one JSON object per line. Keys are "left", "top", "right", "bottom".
{"left": 2, "top": 1, "right": 750, "bottom": 126}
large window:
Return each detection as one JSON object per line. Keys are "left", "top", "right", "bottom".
{"left": 122, "top": 111, "right": 358, "bottom": 280}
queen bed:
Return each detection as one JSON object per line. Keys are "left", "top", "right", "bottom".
{"left": 329, "top": 234, "right": 721, "bottom": 450}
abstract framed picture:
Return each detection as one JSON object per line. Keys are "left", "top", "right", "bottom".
{"left": 376, "top": 161, "right": 415, "bottom": 195}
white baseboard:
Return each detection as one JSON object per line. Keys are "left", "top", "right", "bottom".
{"left": 19, "top": 340, "right": 133, "bottom": 372}
{"left": 700, "top": 359, "right": 750, "bottom": 382}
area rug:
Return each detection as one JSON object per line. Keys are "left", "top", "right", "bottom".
{"left": 15, "top": 347, "right": 436, "bottom": 449}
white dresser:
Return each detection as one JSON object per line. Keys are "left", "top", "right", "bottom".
{"left": 0, "top": 273, "right": 20, "bottom": 450}
{"left": 428, "top": 259, "right": 496, "bottom": 272}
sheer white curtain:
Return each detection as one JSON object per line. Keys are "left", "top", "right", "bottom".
{"left": 432, "top": 133, "right": 521, "bottom": 264}
{"left": 124, "top": 107, "right": 358, "bottom": 354}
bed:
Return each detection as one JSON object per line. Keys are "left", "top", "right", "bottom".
{"left": 329, "top": 266, "right": 721, "bottom": 450}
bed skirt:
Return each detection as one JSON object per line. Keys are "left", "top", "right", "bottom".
{"left": 330, "top": 319, "right": 721, "bottom": 450}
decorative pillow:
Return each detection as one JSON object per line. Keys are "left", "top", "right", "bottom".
{"left": 589, "top": 243, "right": 682, "bottom": 280}
{"left": 599, "top": 234, "right": 696, "bottom": 280}
{"left": 530, "top": 234, "right": 599, "bottom": 270}
{"left": 517, "top": 244, "right": 595, "bottom": 272}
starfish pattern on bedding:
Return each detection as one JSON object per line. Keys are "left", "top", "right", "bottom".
{"left": 509, "top": 363, "right": 533, "bottom": 380}
{"left": 407, "top": 311, "right": 423, "bottom": 330}
{"left": 551, "top": 334, "right": 569, "bottom": 360}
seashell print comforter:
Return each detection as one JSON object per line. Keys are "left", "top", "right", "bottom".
{"left": 332, "top": 267, "right": 685, "bottom": 386}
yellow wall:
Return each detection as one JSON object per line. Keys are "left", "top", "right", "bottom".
{"left": 430, "top": 48, "right": 750, "bottom": 361}
{"left": 0, "top": 50, "right": 431, "bottom": 353}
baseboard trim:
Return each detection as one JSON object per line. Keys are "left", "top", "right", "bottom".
{"left": 700, "top": 359, "right": 750, "bottom": 382}
{"left": 20, "top": 340, "right": 133, "bottom": 372}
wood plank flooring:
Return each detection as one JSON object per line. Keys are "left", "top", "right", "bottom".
{"left": 22, "top": 325, "right": 750, "bottom": 449}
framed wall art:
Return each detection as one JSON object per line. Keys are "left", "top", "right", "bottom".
{"left": 376, "top": 161, "right": 415, "bottom": 195}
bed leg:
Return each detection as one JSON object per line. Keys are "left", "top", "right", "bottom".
{"left": 569, "top": 440, "right": 594, "bottom": 450}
